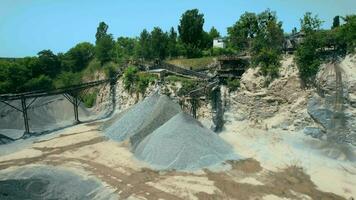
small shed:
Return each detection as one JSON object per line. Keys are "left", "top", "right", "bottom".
{"left": 213, "top": 38, "right": 226, "bottom": 48}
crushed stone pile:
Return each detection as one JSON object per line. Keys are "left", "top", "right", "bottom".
{"left": 0, "top": 95, "right": 91, "bottom": 133}
{"left": 0, "top": 166, "right": 118, "bottom": 199}
{"left": 105, "top": 93, "right": 181, "bottom": 144}
{"left": 134, "top": 112, "right": 238, "bottom": 171}
{"left": 0, "top": 134, "right": 13, "bottom": 145}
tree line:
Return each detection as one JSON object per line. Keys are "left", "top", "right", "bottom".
{"left": 1, "top": 9, "right": 356, "bottom": 94}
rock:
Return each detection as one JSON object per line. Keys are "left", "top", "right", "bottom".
{"left": 307, "top": 94, "right": 334, "bottom": 129}
{"left": 303, "top": 127, "right": 324, "bottom": 139}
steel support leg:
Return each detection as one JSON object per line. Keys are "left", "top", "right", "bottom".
{"left": 73, "top": 97, "right": 80, "bottom": 124}
{"left": 191, "top": 98, "right": 197, "bottom": 119}
{"left": 21, "top": 97, "right": 30, "bottom": 135}
{"left": 110, "top": 80, "right": 116, "bottom": 114}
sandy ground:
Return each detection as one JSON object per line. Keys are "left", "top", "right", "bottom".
{"left": 0, "top": 117, "right": 354, "bottom": 200}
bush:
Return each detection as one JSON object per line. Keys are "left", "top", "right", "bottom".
{"left": 226, "top": 78, "right": 240, "bottom": 92}
{"left": 253, "top": 48, "right": 281, "bottom": 83}
{"left": 295, "top": 33, "right": 322, "bottom": 86}
{"left": 123, "top": 66, "right": 157, "bottom": 94}
{"left": 203, "top": 47, "right": 236, "bottom": 57}
{"left": 137, "top": 72, "right": 158, "bottom": 94}
{"left": 54, "top": 71, "right": 82, "bottom": 88}
{"left": 177, "top": 79, "right": 200, "bottom": 96}
{"left": 103, "top": 62, "right": 118, "bottom": 79}
{"left": 24, "top": 75, "right": 53, "bottom": 91}
{"left": 123, "top": 66, "right": 139, "bottom": 92}
{"left": 82, "top": 90, "right": 98, "bottom": 108}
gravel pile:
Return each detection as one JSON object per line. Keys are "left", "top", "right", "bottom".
{"left": 105, "top": 93, "right": 181, "bottom": 144}
{"left": 0, "top": 134, "right": 13, "bottom": 145}
{"left": 134, "top": 112, "right": 238, "bottom": 171}
{"left": 0, "top": 95, "right": 92, "bottom": 133}
{"left": 0, "top": 166, "right": 117, "bottom": 200}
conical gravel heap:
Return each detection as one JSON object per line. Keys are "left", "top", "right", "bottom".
{"left": 105, "top": 93, "right": 181, "bottom": 143}
{"left": 134, "top": 112, "right": 238, "bottom": 171}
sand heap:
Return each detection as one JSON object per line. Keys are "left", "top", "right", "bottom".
{"left": 134, "top": 112, "right": 238, "bottom": 171}
{"left": 104, "top": 93, "right": 182, "bottom": 145}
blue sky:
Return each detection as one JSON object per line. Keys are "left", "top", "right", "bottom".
{"left": 1, "top": 0, "right": 355, "bottom": 57}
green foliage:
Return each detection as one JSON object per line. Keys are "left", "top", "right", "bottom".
{"left": 83, "top": 59, "right": 101, "bottom": 79}
{"left": 82, "top": 90, "right": 98, "bottom": 108}
{"left": 54, "top": 71, "right": 82, "bottom": 88}
{"left": 332, "top": 16, "right": 340, "bottom": 29}
{"left": 339, "top": 15, "right": 356, "bottom": 53}
{"left": 227, "top": 12, "right": 258, "bottom": 51}
{"left": 95, "top": 22, "right": 109, "bottom": 42}
{"left": 115, "top": 37, "right": 138, "bottom": 63}
{"left": 95, "top": 34, "right": 115, "bottom": 65}
{"left": 166, "top": 57, "right": 215, "bottom": 70}
{"left": 226, "top": 78, "right": 240, "bottom": 92}
{"left": 295, "top": 31, "right": 323, "bottom": 86}
{"left": 177, "top": 79, "right": 200, "bottom": 96}
{"left": 37, "top": 50, "right": 62, "bottom": 78}
{"left": 203, "top": 47, "right": 236, "bottom": 57}
{"left": 167, "top": 27, "right": 179, "bottom": 58}
{"left": 137, "top": 29, "right": 153, "bottom": 60}
{"left": 123, "top": 66, "right": 157, "bottom": 94}
{"left": 300, "top": 12, "right": 323, "bottom": 33}
{"left": 137, "top": 72, "right": 157, "bottom": 94}
{"left": 178, "top": 9, "right": 205, "bottom": 48}
{"left": 151, "top": 27, "right": 169, "bottom": 59}
{"left": 62, "top": 42, "right": 94, "bottom": 72}
{"left": 103, "top": 62, "right": 117, "bottom": 79}
{"left": 253, "top": 48, "right": 281, "bottom": 79}
{"left": 227, "top": 9, "right": 284, "bottom": 81}
{"left": 123, "top": 66, "right": 139, "bottom": 92}
{"left": 24, "top": 75, "right": 53, "bottom": 91}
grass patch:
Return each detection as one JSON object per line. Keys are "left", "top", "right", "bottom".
{"left": 166, "top": 57, "right": 215, "bottom": 71}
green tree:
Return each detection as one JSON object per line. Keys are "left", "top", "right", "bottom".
{"left": 63, "top": 42, "right": 95, "bottom": 72}
{"left": 137, "top": 29, "right": 152, "bottom": 60}
{"left": 300, "top": 12, "right": 323, "bottom": 33}
{"left": 95, "top": 34, "right": 115, "bottom": 65}
{"left": 123, "top": 66, "right": 139, "bottom": 92}
{"left": 178, "top": 9, "right": 205, "bottom": 48}
{"left": 251, "top": 10, "right": 284, "bottom": 80}
{"left": 24, "top": 75, "right": 53, "bottom": 91}
{"left": 115, "top": 37, "right": 137, "bottom": 62}
{"left": 54, "top": 71, "right": 82, "bottom": 88}
{"left": 95, "top": 22, "right": 114, "bottom": 64}
{"left": 332, "top": 16, "right": 340, "bottom": 29}
{"left": 95, "top": 22, "right": 109, "bottom": 43}
{"left": 292, "top": 27, "right": 298, "bottom": 35}
{"left": 167, "top": 27, "right": 179, "bottom": 58}
{"left": 227, "top": 12, "right": 258, "bottom": 51}
{"left": 340, "top": 15, "right": 356, "bottom": 53}
{"left": 151, "top": 27, "right": 169, "bottom": 59}
{"left": 295, "top": 13, "right": 324, "bottom": 86}
{"left": 209, "top": 26, "right": 220, "bottom": 40}
{"left": 37, "top": 50, "right": 61, "bottom": 78}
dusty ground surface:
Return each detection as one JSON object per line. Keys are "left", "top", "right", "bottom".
{"left": 0, "top": 120, "right": 353, "bottom": 200}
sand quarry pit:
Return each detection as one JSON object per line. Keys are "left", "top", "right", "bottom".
{"left": 0, "top": 94, "right": 354, "bottom": 199}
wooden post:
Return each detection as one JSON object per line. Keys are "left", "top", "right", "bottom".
{"left": 21, "top": 97, "right": 30, "bottom": 135}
